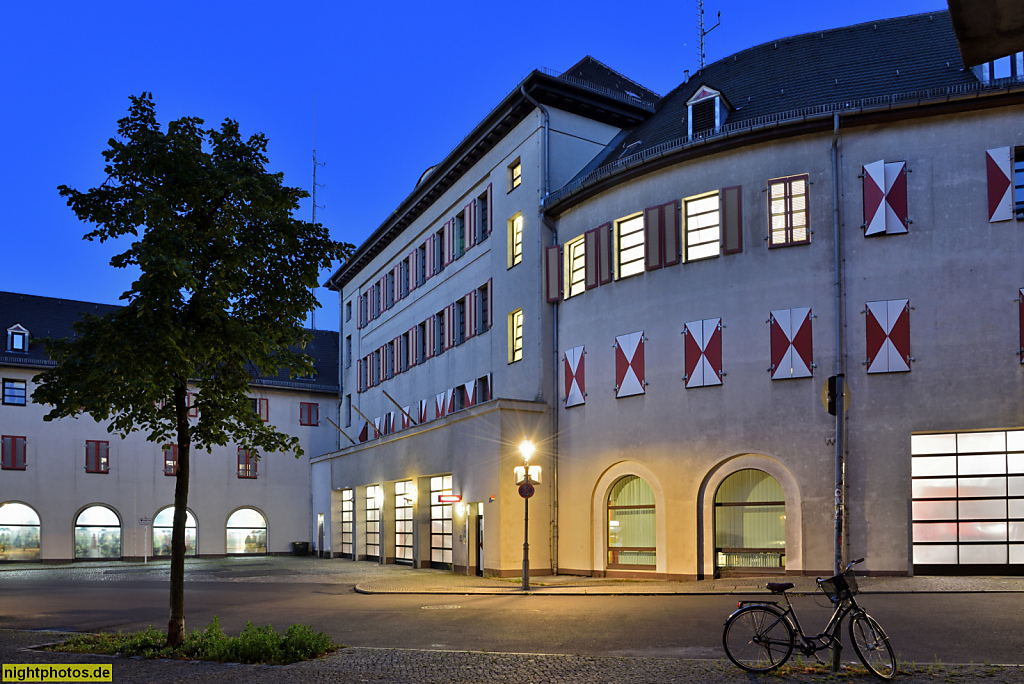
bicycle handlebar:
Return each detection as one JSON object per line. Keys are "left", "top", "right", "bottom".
{"left": 815, "top": 558, "right": 865, "bottom": 585}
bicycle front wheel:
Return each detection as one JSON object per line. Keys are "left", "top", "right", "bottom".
{"left": 849, "top": 613, "right": 897, "bottom": 680}
{"left": 723, "top": 605, "right": 794, "bottom": 673}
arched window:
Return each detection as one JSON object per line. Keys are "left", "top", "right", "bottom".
{"left": 607, "top": 475, "right": 656, "bottom": 568}
{"left": 74, "top": 505, "right": 121, "bottom": 560}
{"left": 0, "top": 502, "right": 41, "bottom": 561}
{"left": 152, "top": 507, "right": 197, "bottom": 557}
{"left": 715, "top": 469, "right": 785, "bottom": 574}
{"left": 226, "top": 508, "right": 266, "bottom": 555}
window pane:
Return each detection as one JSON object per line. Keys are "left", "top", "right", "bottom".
{"left": 227, "top": 508, "right": 266, "bottom": 529}
{"left": 957, "top": 477, "right": 1006, "bottom": 498}
{"left": 911, "top": 478, "right": 957, "bottom": 499}
{"left": 912, "top": 500, "right": 957, "bottom": 520}
{"left": 153, "top": 508, "right": 196, "bottom": 527}
{"left": 959, "top": 522, "right": 1007, "bottom": 542}
{"left": 958, "top": 499, "right": 1007, "bottom": 520}
{"left": 74, "top": 526, "right": 120, "bottom": 559}
{"left": 1008, "top": 476, "right": 1024, "bottom": 496}
{"left": 911, "top": 456, "right": 956, "bottom": 477}
{"left": 1009, "top": 522, "right": 1024, "bottom": 542}
{"left": 1006, "top": 431, "right": 1024, "bottom": 452}
{"left": 912, "top": 433, "right": 957, "bottom": 455}
{"left": 959, "top": 544, "right": 1007, "bottom": 563}
{"left": 226, "top": 528, "right": 266, "bottom": 554}
{"left": 958, "top": 454, "right": 1006, "bottom": 476}
{"left": 76, "top": 505, "right": 119, "bottom": 527}
{"left": 958, "top": 432, "right": 1006, "bottom": 453}
{"left": 913, "top": 544, "right": 957, "bottom": 564}
{"left": 913, "top": 522, "right": 957, "bottom": 542}
{"left": 1008, "top": 453, "right": 1024, "bottom": 473}
{"left": 0, "top": 502, "right": 40, "bottom": 525}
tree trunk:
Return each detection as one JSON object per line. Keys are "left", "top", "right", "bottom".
{"left": 167, "top": 382, "right": 191, "bottom": 647}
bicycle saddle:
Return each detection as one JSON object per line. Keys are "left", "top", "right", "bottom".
{"left": 766, "top": 582, "right": 794, "bottom": 593}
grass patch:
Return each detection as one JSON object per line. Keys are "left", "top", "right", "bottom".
{"left": 46, "top": 617, "right": 337, "bottom": 665}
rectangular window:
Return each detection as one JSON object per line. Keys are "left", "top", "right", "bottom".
{"left": 1015, "top": 146, "right": 1024, "bottom": 220}
{"left": 401, "top": 332, "right": 410, "bottom": 371}
{"left": 163, "top": 444, "right": 178, "bottom": 476}
{"left": 346, "top": 301, "right": 352, "bottom": 322}
{"left": 344, "top": 395, "right": 352, "bottom": 428}
{"left": 1, "top": 435, "right": 27, "bottom": 470}
{"left": 366, "top": 485, "right": 381, "bottom": 560}
{"left": 395, "top": 480, "right": 414, "bottom": 564}
{"left": 345, "top": 335, "right": 352, "bottom": 369}
{"left": 477, "top": 189, "right": 490, "bottom": 242}
{"left": 435, "top": 309, "right": 446, "bottom": 356}
{"left": 454, "top": 212, "right": 466, "bottom": 259}
{"left": 341, "top": 489, "right": 354, "bottom": 557}
{"left": 250, "top": 397, "right": 269, "bottom": 422}
{"left": 385, "top": 341, "right": 394, "bottom": 380}
{"left": 768, "top": 174, "right": 810, "bottom": 247}
{"left": 187, "top": 392, "right": 198, "bottom": 418}
{"left": 434, "top": 227, "right": 446, "bottom": 273}
{"left": 616, "top": 214, "right": 645, "bottom": 279}
{"left": 685, "top": 192, "right": 721, "bottom": 261}
{"left": 417, "top": 321, "right": 427, "bottom": 364}
{"left": 2, "top": 379, "right": 27, "bottom": 406}
{"left": 299, "top": 402, "right": 319, "bottom": 426}
{"left": 509, "top": 309, "right": 523, "bottom": 363}
{"left": 85, "top": 440, "right": 110, "bottom": 474}
{"left": 455, "top": 300, "right": 466, "bottom": 345}
{"left": 372, "top": 349, "right": 381, "bottom": 385}
{"left": 430, "top": 475, "right": 453, "bottom": 566}
{"left": 416, "top": 244, "right": 427, "bottom": 285}
{"left": 8, "top": 330, "right": 28, "bottom": 352}
{"left": 385, "top": 272, "right": 395, "bottom": 309}
{"left": 237, "top": 447, "right": 257, "bottom": 479}
{"left": 564, "top": 237, "right": 586, "bottom": 299}
{"left": 373, "top": 282, "right": 381, "bottom": 317}
{"left": 477, "top": 282, "right": 490, "bottom": 334}
{"left": 508, "top": 158, "right": 521, "bottom": 192}
{"left": 400, "top": 260, "right": 409, "bottom": 298}
{"left": 508, "top": 213, "right": 523, "bottom": 268}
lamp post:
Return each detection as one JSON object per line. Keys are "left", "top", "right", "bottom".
{"left": 514, "top": 439, "right": 539, "bottom": 591}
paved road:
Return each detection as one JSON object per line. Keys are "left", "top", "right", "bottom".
{"left": 2, "top": 576, "right": 1023, "bottom": 665}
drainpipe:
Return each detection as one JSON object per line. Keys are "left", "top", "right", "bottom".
{"left": 831, "top": 113, "right": 846, "bottom": 577}
{"left": 521, "top": 82, "right": 558, "bottom": 574}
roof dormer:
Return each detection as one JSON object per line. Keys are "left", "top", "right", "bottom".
{"left": 7, "top": 324, "right": 29, "bottom": 353}
{"left": 686, "top": 85, "right": 731, "bottom": 137}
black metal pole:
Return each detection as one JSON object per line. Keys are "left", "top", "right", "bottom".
{"left": 522, "top": 493, "right": 530, "bottom": 591}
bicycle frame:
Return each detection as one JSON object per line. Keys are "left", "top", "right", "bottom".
{"left": 738, "top": 591, "right": 861, "bottom": 661}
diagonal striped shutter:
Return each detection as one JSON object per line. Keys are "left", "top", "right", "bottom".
{"left": 863, "top": 160, "right": 887, "bottom": 236}
{"left": 987, "top": 147, "right": 1013, "bottom": 222}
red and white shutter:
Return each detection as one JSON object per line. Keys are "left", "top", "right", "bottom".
{"left": 435, "top": 392, "right": 447, "bottom": 419}
{"left": 401, "top": 406, "right": 411, "bottom": 429}
{"left": 356, "top": 294, "right": 364, "bottom": 328}
{"left": 770, "top": 308, "right": 813, "bottom": 380}
{"left": 662, "top": 200, "right": 681, "bottom": 267}
{"left": 418, "top": 399, "right": 429, "bottom": 424}
{"left": 393, "top": 264, "right": 402, "bottom": 301}
{"left": 393, "top": 336, "right": 402, "bottom": 376}
{"left": 372, "top": 416, "right": 381, "bottom": 439}
{"left": 463, "top": 380, "right": 476, "bottom": 407}
{"left": 425, "top": 315, "right": 435, "bottom": 359}
{"left": 484, "top": 278, "right": 493, "bottom": 330}
{"left": 597, "top": 222, "right": 613, "bottom": 284}
{"left": 408, "top": 252, "right": 417, "bottom": 292}
{"left": 358, "top": 421, "right": 368, "bottom": 442}
{"left": 584, "top": 228, "right": 599, "bottom": 290}
{"left": 987, "top": 147, "right": 1013, "bottom": 223}
{"left": 614, "top": 331, "right": 645, "bottom": 398}
{"left": 864, "top": 160, "right": 908, "bottom": 235}
{"left": 356, "top": 358, "right": 363, "bottom": 393}
{"left": 644, "top": 205, "right": 663, "bottom": 271}
{"left": 545, "top": 245, "right": 563, "bottom": 302}
{"left": 466, "top": 200, "right": 476, "bottom": 248}
{"left": 684, "top": 318, "right": 723, "bottom": 388}
{"left": 863, "top": 160, "right": 887, "bottom": 236}
{"left": 444, "top": 219, "right": 454, "bottom": 266}
{"left": 465, "top": 292, "right": 476, "bottom": 339}
{"left": 446, "top": 387, "right": 456, "bottom": 414}
{"left": 408, "top": 326, "right": 419, "bottom": 368}
{"left": 866, "top": 299, "right": 911, "bottom": 373}
{"left": 564, "top": 345, "right": 585, "bottom": 407}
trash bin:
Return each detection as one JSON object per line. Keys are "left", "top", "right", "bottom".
{"left": 291, "top": 541, "right": 309, "bottom": 556}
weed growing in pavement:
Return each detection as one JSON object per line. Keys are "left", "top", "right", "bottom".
{"left": 46, "top": 616, "right": 337, "bottom": 665}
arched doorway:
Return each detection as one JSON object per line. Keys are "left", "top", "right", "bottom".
{"left": 0, "top": 502, "right": 41, "bottom": 561}
{"left": 152, "top": 507, "right": 197, "bottom": 557}
{"left": 226, "top": 508, "right": 266, "bottom": 555}
{"left": 714, "top": 469, "right": 786, "bottom": 575}
{"left": 74, "top": 505, "right": 121, "bottom": 560}
{"left": 607, "top": 475, "right": 656, "bottom": 569}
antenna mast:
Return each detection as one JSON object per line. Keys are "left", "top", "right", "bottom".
{"left": 697, "top": 0, "right": 721, "bottom": 70}
{"left": 311, "top": 97, "right": 326, "bottom": 330}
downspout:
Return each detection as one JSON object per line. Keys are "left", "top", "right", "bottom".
{"left": 831, "top": 113, "right": 846, "bottom": 576}
{"left": 521, "top": 83, "right": 558, "bottom": 574}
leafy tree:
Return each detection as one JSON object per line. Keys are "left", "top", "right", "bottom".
{"left": 33, "top": 93, "right": 353, "bottom": 645}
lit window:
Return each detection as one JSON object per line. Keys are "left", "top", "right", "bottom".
{"left": 564, "top": 237, "right": 586, "bottom": 299}
{"left": 509, "top": 309, "right": 523, "bottom": 363}
{"left": 74, "top": 505, "right": 121, "bottom": 559}
{"left": 508, "top": 213, "right": 523, "bottom": 267}
{"left": 299, "top": 402, "right": 319, "bottom": 426}
{"left": 616, "top": 214, "right": 645, "bottom": 279}
{"left": 85, "top": 440, "right": 109, "bottom": 474}
{"left": 163, "top": 444, "right": 178, "bottom": 476}
{"left": 341, "top": 489, "right": 354, "bottom": 557}
{"left": 395, "top": 480, "right": 414, "bottom": 564}
{"left": 226, "top": 507, "right": 266, "bottom": 554}
{"left": 508, "top": 159, "right": 522, "bottom": 192}
{"left": 768, "top": 174, "right": 810, "bottom": 247}
{"left": 237, "top": 447, "right": 257, "bottom": 479}
{"left": 366, "top": 485, "right": 382, "bottom": 560}
{"left": 0, "top": 503, "right": 40, "bottom": 560}
{"left": 685, "top": 192, "right": 721, "bottom": 261}
{"left": 607, "top": 475, "right": 656, "bottom": 568}
{"left": 715, "top": 469, "right": 786, "bottom": 573}
{"left": 429, "top": 475, "right": 453, "bottom": 566}
{"left": 1, "top": 435, "right": 27, "bottom": 470}
{"left": 2, "top": 379, "right": 26, "bottom": 406}
{"left": 153, "top": 507, "right": 197, "bottom": 557}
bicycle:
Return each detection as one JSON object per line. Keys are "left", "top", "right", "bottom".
{"left": 722, "top": 558, "right": 897, "bottom": 680}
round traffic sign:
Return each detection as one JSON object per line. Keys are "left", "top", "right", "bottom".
{"left": 518, "top": 483, "right": 535, "bottom": 499}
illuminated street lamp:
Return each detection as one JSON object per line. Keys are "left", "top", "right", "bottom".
{"left": 514, "top": 439, "right": 541, "bottom": 591}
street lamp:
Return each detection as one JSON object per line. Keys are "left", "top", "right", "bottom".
{"left": 514, "top": 438, "right": 540, "bottom": 591}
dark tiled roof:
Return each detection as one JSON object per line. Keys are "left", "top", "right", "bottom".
{"left": 554, "top": 11, "right": 976, "bottom": 202}
{"left": 559, "top": 56, "right": 661, "bottom": 105}
{"left": 0, "top": 291, "right": 339, "bottom": 394}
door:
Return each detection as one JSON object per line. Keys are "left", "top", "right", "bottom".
{"left": 475, "top": 511, "right": 484, "bottom": 577}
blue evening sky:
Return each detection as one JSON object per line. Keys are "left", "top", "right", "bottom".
{"left": 0, "top": 0, "right": 945, "bottom": 331}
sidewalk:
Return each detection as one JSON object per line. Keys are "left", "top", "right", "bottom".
{"left": 2, "top": 555, "right": 1021, "bottom": 595}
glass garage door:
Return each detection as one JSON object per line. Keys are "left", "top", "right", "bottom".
{"left": 911, "top": 430, "right": 1024, "bottom": 573}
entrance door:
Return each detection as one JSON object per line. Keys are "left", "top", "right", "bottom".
{"left": 317, "top": 513, "right": 324, "bottom": 558}
{"left": 475, "top": 511, "right": 484, "bottom": 576}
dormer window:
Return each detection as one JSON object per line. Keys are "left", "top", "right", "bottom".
{"left": 6, "top": 324, "right": 29, "bottom": 353}
{"left": 973, "top": 52, "right": 1024, "bottom": 84}
{"left": 686, "top": 85, "right": 730, "bottom": 137}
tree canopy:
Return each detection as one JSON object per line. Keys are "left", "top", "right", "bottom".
{"left": 33, "top": 93, "right": 353, "bottom": 644}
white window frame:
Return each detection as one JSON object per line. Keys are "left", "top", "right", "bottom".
{"left": 615, "top": 214, "right": 645, "bottom": 279}
{"left": 564, "top": 236, "right": 586, "bottom": 299}
{"left": 684, "top": 191, "right": 721, "bottom": 262}
{"left": 508, "top": 309, "right": 523, "bottom": 364}
{"left": 508, "top": 213, "right": 523, "bottom": 268}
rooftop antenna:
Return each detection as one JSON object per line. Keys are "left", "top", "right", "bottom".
{"left": 310, "top": 96, "right": 326, "bottom": 331}
{"left": 697, "top": 0, "right": 721, "bottom": 70}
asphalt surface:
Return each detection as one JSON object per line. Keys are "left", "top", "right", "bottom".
{"left": 2, "top": 557, "right": 1023, "bottom": 683}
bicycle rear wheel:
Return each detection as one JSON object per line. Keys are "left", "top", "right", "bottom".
{"left": 849, "top": 613, "right": 897, "bottom": 680}
{"left": 723, "top": 605, "right": 794, "bottom": 672}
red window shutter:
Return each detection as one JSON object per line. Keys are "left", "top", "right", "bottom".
{"left": 464, "top": 380, "right": 476, "bottom": 407}
{"left": 401, "top": 406, "right": 411, "bottom": 429}
{"left": 644, "top": 205, "right": 663, "bottom": 271}
{"left": 444, "top": 220, "right": 453, "bottom": 266}
{"left": 545, "top": 245, "right": 563, "bottom": 302}
{"left": 863, "top": 160, "right": 887, "bottom": 236}
{"left": 447, "top": 387, "right": 456, "bottom": 414}
{"left": 684, "top": 319, "right": 723, "bottom": 388}
{"left": 662, "top": 200, "right": 681, "bottom": 266}
{"left": 1019, "top": 288, "right": 1024, "bottom": 364}
{"left": 614, "top": 331, "right": 645, "bottom": 398}
{"left": 447, "top": 303, "right": 455, "bottom": 350}
{"left": 393, "top": 264, "right": 402, "bottom": 301}
{"left": 465, "top": 292, "right": 476, "bottom": 339}
{"left": 418, "top": 399, "right": 428, "bottom": 424}
{"left": 356, "top": 294, "right": 363, "bottom": 328}
{"left": 564, "top": 345, "right": 585, "bottom": 407}
{"left": 887, "top": 300, "right": 911, "bottom": 372}
{"left": 486, "top": 184, "right": 493, "bottom": 237}
{"left": 597, "top": 222, "right": 613, "bottom": 284}
{"left": 436, "top": 392, "right": 446, "bottom": 418}
{"left": 358, "top": 421, "right": 368, "bottom": 442}
{"left": 485, "top": 278, "right": 493, "bottom": 330}
{"left": 584, "top": 228, "right": 599, "bottom": 290}
{"left": 466, "top": 201, "right": 476, "bottom": 248}
{"left": 987, "top": 147, "right": 1013, "bottom": 222}
{"left": 770, "top": 308, "right": 812, "bottom": 380}
{"left": 884, "top": 162, "right": 908, "bottom": 234}
{"left": 86, "top": 441, "right": 96, "bottom": 471}
{"left": 393, "top": 336, "right": 401, "bottom": 376}
{"left": 721, "top": 186, "right": 743, "bottom": 254}
{"left": 866, "top": 300, "right": 910, "bottom": 373}
{"left": 356, "top": 359, "right": 363, "bottom": 393}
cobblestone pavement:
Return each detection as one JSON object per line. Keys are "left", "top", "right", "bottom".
{"left": 2, "top": 556, "right": 1022, "bottom": 595}
{"left": 5, "top": 630, "right": 1024, "bottom": 684}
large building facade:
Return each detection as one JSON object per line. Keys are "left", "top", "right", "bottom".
{"left": 0, "top": 292, "right": 338, "bottom": 561}
{"left": 317, "top": 11, "right": 1024, "bottom": 578}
